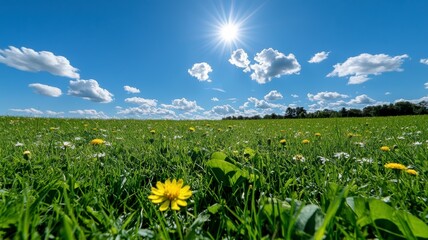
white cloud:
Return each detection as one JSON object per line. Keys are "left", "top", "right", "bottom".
{"left": 211, "top": 97, "right": 219, "bottom": 102}
{"left": 117, "top": 106, "right": 176, "bottom": 119}
{"left": 211, "top": 88, "right": 225, "bottom": 93}
{"left": 124, "top": 85, "right": 140, "bottom": 94}
{"left": 188, "top": 62, "right": 212, "bottom": 82}
{"left": 161, "top": 98, "right": 203, "bottom": 112}
{"left": 385, "top": 92, "right": 391, "bottom": 95}
{"left": 348, "top": 75, "right": 371, "bottom": 84}
{"left": 327, "top": 53, "right": 408, "bottom": 84}
{"left": 69, "top": 109, "right": 109, "bottom": 118}
{"left": 250, "top": 48, "right": 301, "bottom": 84}
{"left": 264, "top": 90, "right": 283, "bottom": 101}
{"left": 420, "top": 59, "right": 428, "bottom": 65}
{"left": 68, "top": 79, "right": 113, "bottom": 103}
{"left": 248, "top": 97, "right": 285, "bottom": 110}
{"left": 307, "top": 91, "right": 349, "bottom": 101}
{"left": 124, "top": 97, "right": 157, "bottom": 107}
{"left": 10, "top": 108, "right": 43, "bottom": 115}
{"left": 28, "top": 83, "right": 62, "bottom": 97}
{"left": 291, "top": 94, "right": 299, "bottom": 98}
{"left": 229, "top": 48, "right": 250, "bottom": 72}
{"left": 348, "top": 94, "right": 376, "bottom": 105}
{"left": 425, "top": 82, "right": 428, "bottom": 89}
{"left": 209, "top": 104, "right": 237, "bottom": 115}
{"left": 0, "top": 46, "right": 79, "bottom": 78}
{"left": 45, "top": 110, "right": 64, "bottom": 116}
{"left": 394, "top": 96, "right": 428, "bottom": 104}
{"left": 308, "top": 51, "right": 330, "bottom": 63}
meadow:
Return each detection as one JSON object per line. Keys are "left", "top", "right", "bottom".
{"left": 0, "top": 115, "right": 427, "bottom": 239}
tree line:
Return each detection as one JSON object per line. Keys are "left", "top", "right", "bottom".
{"left": 222, "top": 101, "right": 428, "bottom": 120}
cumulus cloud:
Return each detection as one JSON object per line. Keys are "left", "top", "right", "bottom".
{"left": 420, "top": 59, "right": 428, "bottom": 65}
{"left": 10, "top": 108, "right": 43, "bottom": 115}
{"left": 161, "top": 98, "right": 203, "bottom": 112}
{"left": 28, "top": 83, "right": 62, "bottom": 97}
{"left": 124, "top": 97, "right": 157, "bottom": 107}
{"left": 264, "top": 90, "right": 283, "bottom": 101}
{"left": 250, "top": 48, "right": 301, "bottom": 84}
{"left": 394, "top": 96, "right": 428, "bottom": 104}
{"left": 385, "top": 92, "right": 391, "bottom": 95}
{"left": 124, "top": 85, "right": 140, "bottom": 94}
{"left": 69, "top": 109, "right": 108, "bottom": 118}
{"left": 248, "top": 97, "right": 285, "bottom": 110}
{"left": 211, "top": 97, "right": 219, "bottom": 102}
{"left": 229, "top": 49, "right": 251, "bottom": 72}
{"left": 327, "top": 53, "right": 408, "bottom": 84}
{"left": 209, "top": 104, "right": 237, "bottom": 115}
{"left": 45, "top": 110, "right": 64, "bottom": 116}
{"left": 68, "top": 79, "right": 113, "bottom": 103}
{"left": 308, "top": 51, "right": 330, "bottom": 63}
{"left": 188, "top": 62, "right": 212, "bottom": 82}
{"left": 348, "top": 94, "right": 376, "bottom": 105}
{"left": 307, "top": 91, "right": 349, "bottom": 101}
{"left": 117, "top": 106, "right": 176, "bottom": 119}
{"left": 425, "top": 82, "right": 428, "bottom": 89}
{"left": 291, "top": 94, "right": 299, "bottom": 98}
{"left": 0, "top": 46, "right": 79, "bottom": 78}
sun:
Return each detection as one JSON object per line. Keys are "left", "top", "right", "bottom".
{"left": 219, "top": 22, "right": 240, "bottom": 43}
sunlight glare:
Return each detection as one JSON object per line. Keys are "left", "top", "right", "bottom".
{"left": 220, "top": 23, "right": 239, "bottom": 42}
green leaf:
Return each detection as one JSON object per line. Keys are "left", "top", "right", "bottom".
{"left": 207, "top": 203, "right": 222, "bottom": 214}
{"left": 369, "top": 198, "right": 428, "bottom": 239}
{"left": 243, "top": 147, "right": 256, "bottom": 159}
{"left": 210, "top": 152, "right": 227, "bottom": 161}
{"left": 206, "top": 159, "right": 248, "bottom": 188}
{"left": 295, "top": 204, "right": 324, "bottom": 236}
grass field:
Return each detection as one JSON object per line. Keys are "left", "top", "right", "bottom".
{"left": 0, "top": 115, "right": 427, "bottom": 239}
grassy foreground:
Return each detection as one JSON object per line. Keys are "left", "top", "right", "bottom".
{"left": 0, "top": 116, "right": 427, "bottom": 239}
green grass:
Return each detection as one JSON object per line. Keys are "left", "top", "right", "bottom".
{"left": 0, "top": 115, "right": 427, "bottom": 239}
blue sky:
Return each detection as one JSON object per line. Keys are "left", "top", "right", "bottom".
{"left": 1, "top": 0, "right": 428, "bottom": 119}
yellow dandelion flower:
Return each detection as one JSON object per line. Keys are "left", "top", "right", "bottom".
{"left": 384, "top": 163, "right": 406, "bottom": 170}
{"left": 23, "top": 150, "right": 31, "bottom": 160}
{"left": 280, "top": 139, "right": 286, "bottom": 145}
{"left": 315, "top": 133, "right": 321, "bottom": 137}
{"left": 148, "top": 179, "right": 192, "bottom": 211}
{"left": 189, "top": 127, "right": 195, "bottom": 132}
{"left": 380, "top": 146, "right": 391, "bottom": 152}
{"left": 302, "top": 139, "right": 310, "bottom": 144}
{"left": 406, "top": 169, "right": 418, "bottom": 176}
{"left": 150, "top": 129, "right": 156, "bottom": 134}
{"left": 90, "top": 138, "right": 105, "bottom": 145}
{"left": 347, "top": 133, "right": 354, "bottom": 138}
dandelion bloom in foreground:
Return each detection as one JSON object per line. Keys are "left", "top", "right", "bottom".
{"left": 384, "top": 163, "right": 406, "bottom": 170}
{"left": 302, "top": 139, "right": 310, "bottom": 144}
{"left": 380, "top": 146, "right": 391, "bottom": 152}
{"left": 279, "top": 139, "right": 286, "bottom": 145}
{"left": 189, "top": 127, "right": 195, "bottom": 132}
{"left": 90, "top": 138, "right": 105, "bottom": 145}
{"left": 406, "top": 169, "right": 418, "bottom": 176}
{"left": 315, "top": 133, "right": 321, "bottom": 137}
{"left": 148, "top": 179, "right": 192, "bottom": 211}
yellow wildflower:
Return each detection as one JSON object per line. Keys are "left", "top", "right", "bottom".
{"left": 302, "top": 139, "right": 310, "bottom": 144}
{"left": 406, "top": 169, "right": 418, "bottom": 176}
{"left": 189, "top": 127, "right": 195, "bottom": 132}
{"left": 23, "top": 150, "right": 31, "bottom": 160}
{"left": 280, "top": 139, "right": 286, "bottom": 145}
{"left": 90, "top": 139, "right": 105, "bottom": 145}
{"left": 148, "top": 179, "right": 192, "bottom": 211}
{"left": 315, "top": 133, "right": 321, "bottom": 137}
{"left": 384, "top": 163, "right": 406, "bottom": 170}
{"left": 380, "top": 146, "right": 391, "bottom": 152}
{"left": 150, "top": 129, "right": 156, "bottom": 134}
